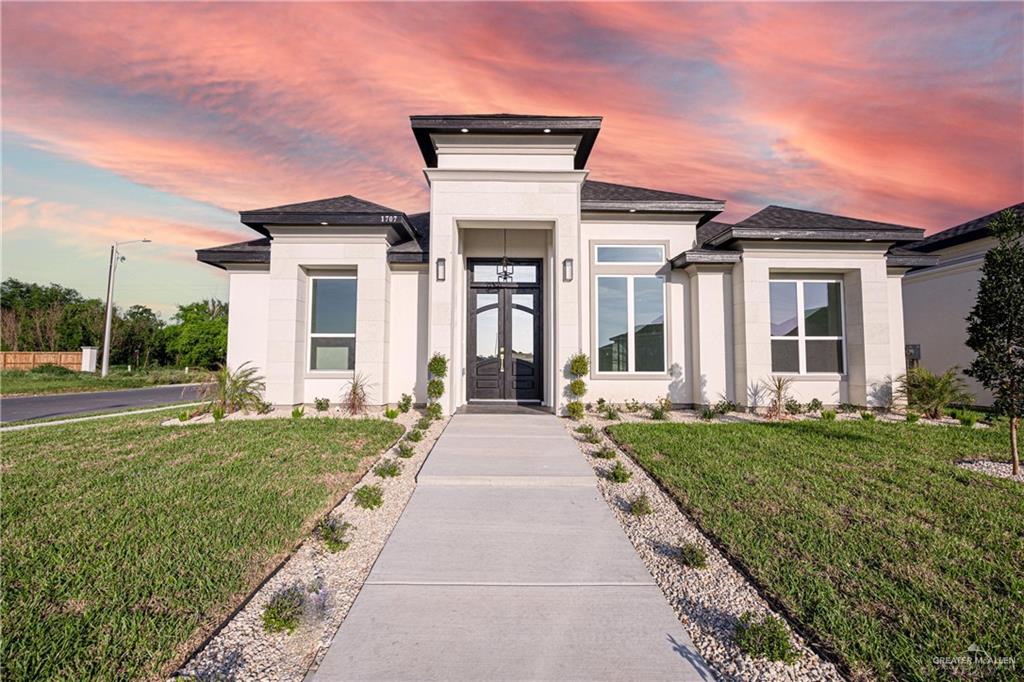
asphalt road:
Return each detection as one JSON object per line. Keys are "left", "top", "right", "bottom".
{"left": 0, "top": 384, "right": 202, "bottom": 423}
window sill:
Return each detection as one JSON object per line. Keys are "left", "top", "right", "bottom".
{"left": 592, "top": 371, "right": 669, "bottom": 380}
{"left": 770, "top": 373, "right": 847, "bottom": 381}
{"left": 304, "top": 371, "right": 355, "bottom": 379}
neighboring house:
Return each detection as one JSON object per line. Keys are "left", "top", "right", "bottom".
{"left": 902, "top": 202, "right": 1024, "bottom": 407}
{"left": 197, "top": 114, "right": 936, "bottom": 414}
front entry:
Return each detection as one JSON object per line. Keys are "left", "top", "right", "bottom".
{"left": 467, "top": 259, "right": 543, "bottom": 402}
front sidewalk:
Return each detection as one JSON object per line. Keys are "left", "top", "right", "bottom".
{"left": 312, "top": 413, "right": 713, "bottom": 681}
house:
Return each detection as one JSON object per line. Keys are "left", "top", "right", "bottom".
{"left": 197, "top": 114, "right": 937, "bottom": 414}
{"left": 902, "top": 202, "right": 1024, "bottom": 407}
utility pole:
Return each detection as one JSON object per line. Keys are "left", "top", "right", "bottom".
{"left": 100, "top": 239, "right": 150, "bottom": 377}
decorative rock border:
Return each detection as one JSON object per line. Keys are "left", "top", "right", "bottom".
{"left": 958, "top": 459, "right": 1023, "bottom": 483}
{"left": 564, "top": 407, "right": 844, "bottom": 682}
{"left": 174, "top": 408, "right": 448, "bottom": 681}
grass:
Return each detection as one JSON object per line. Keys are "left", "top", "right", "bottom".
{"left": 1, "top": 411, "right": 402, "bottom": 680}
{"left": 608, "top": 420, "right": 1024, "bottom": 680}
{"left": 0, "top": 366, "right": 198, "bottom": 396}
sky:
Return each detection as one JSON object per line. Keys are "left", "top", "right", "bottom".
{"left": 2, "top": 2, "right": 1022, "bottom": 316}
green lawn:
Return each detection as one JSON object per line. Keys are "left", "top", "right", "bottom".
{"left": 608, "top": 420, "right": 1024, "bottom": 681}
{"left": 0, "top": 367, "right": 199, "bottom": 396}
{"left": 1, "top": 411, "right": 403, "bottom": 680}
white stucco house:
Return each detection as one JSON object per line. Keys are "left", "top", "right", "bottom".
{"left": 197, "top": 114, "right": 937, "bottom": 414}
{"left": 902, "top": 202, "right": 1023, "bottom": 407}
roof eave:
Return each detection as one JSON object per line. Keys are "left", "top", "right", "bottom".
{"left": 886, "top": 252, "right": 939, "bottom": 270}
{"left": 196, "top": 249, "right": 270, "bottom": 270}
{"left": 708, "top": 227, "right": 926, "bottom": 247}
{"left": 239, "top": 211, "right": 415, "bottom": 243}
{"left": 387, "top": 251, "right": 429, "bottom": 265}
{"left": 670, "top": 249, "right": 742, "bottom": 268}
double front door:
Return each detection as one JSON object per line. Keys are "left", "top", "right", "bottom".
{"left": 467, "top": 259, "right": 543, "bottom": 402}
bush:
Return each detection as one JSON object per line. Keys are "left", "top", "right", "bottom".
{"left": 291, "top": 406, "right": 304, "bottom": 420}
{"left": 625, "top": 398, "right": 641, "bottom": 413}
{"left": 178, "top": 410, "right": 189, "bottom": 422}
{"left": 630, "top": 493, "right": 653, "bottom": 516}
{"left": 568, "top": 352, "right": 590, "bottom": 377}
{"left": 407, "top": 429, "right": 423, "bottom": 442}
{"left": 608, "top": 461, "right": 632, "bottom": 483}
{"left": 426, "top": 402, "right": 443, "bottom": 420}
{"left": 593, "top": 446, "right": 617, "bottom": 460}
{"left": 583, "top": 432, "right": 600, "bottom": 444}
{"left": 198, "top": 361, "right": 266, "bottom": 415}
{"left": 374, "top": 460, "right": 402, "bottom": 478}
{"left": 313, "top": 397, "right": 330, "bottom": 412}
{"left": 896, "top": 366, "right": 973, "bottom": 419}
{"left": 416, "top": 416, "right": 432, "bottom": 431}
{"left": 838, "top": 402, "right": 857, "bottom": 414}
{"left": 601, "top": 405, "right": 620, "bottom": 420}
{"left": 699, "top": 406, "right": 716, "bottom": 421}
{"left": 30, "top": 363, "right": 75, "bottom": 375}
{"left": 384, "top": 407, "right": 399, "bottom": 420}
{"left": 575, "top": 424, "right": 595, "bottom": 436}
{"left": 649, "top": 404, "right": 668, "bottom": 421}
{"left": 734, "top": 612, "right": 797, "bottom": 663}
{"left": 256, "top": 399, "right": 273, "bottom": 415}
{"left": 713, "top": 400, "right": 738, "bottom": 415}
{"left": 568, "top": 378, "right": 587, "bottom": 398}
{"left": 354, "top": 485, "right": 384, "bottom": 510}
{"left": 314, "top": 516, "right": 352, "bottom": 553}
{"left": 262, "top": 584, "right": 305, "bottom": 634}
{"left": 426, "top": 379, "right": 445, "bottom": 402}
{"left": 784, "top": 399, "right": 803, "bottom": 415}
{"left": 397, "top": 441, "right": 415, "bottom": 458}
{"left": 566, "top": 401, "right": 585, "bottom": 420}
{"left": 596, "top": 398, "right": 607, "bottom": 409}
{"left": 212, "top": 405, "right": 225, "bottom": 422}
{"left": 677, "top": 542, "right": 708, "bottom": 569}
{"left": 820, "top": 409, "right": 836, "bottom": 421}
{"left": 427, "top": 352, "right": 449, "bottom": 379}
{"left": 807, "top": 398, "right": 823, "bottom": 413}
{"left": 860, "top": 411, "right": 876, "bottom": 422}
{"left": 958, "top": 411, "right": 978, "bottom": 428}
{"left": 398, "top": 393, "right": 413, "bottom": 413}
{"left": 342, "top": 373, "right": 370, "bottom": 415}
{"left": 906, "top": 412, "right": 920, "bottom": 423}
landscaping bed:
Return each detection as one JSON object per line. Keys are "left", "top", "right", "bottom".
{"left": 604, "top": 417, "right": 1023, "bottom": 680}
{"left": 1, "top": 410, "right": 404, "bottom": 680}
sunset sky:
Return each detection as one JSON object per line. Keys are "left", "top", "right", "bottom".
{"left": 2, "top": 2, "right": 1022, "bottom": 316}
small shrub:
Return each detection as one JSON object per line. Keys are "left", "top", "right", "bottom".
{"left": 315, "top": 516, "right": 352, "bottom": 553}
{"left": 374, "top": 459, "right": 402, "bottom": 478}
{"left": 30, "top": 363, "right": 75, "bottom": 375}
{"left": 596, "top": 397, "right": 607, "bottom": 409}
{"left": 178, "top": 410, "right": 189, "bottom": 422}
{"left": 313, "top": 397, "right": 330, "bottom": 412}
{"left": 906, "top": 411, "right": 920, "bottom": 423}
{"left": 625, "top": 398, "right": 641, "bottom": 413}
{"left": 262, "top": 585, "right": 305, "bottom": 634}
{"left": 958, "top": 411, "right": 978, "bottom": 427}
{"left": 342, "top": 373, "right": 370, "bottom": 415}
{"left": 291, "top": 406, "right": 304, "bottom": 420}
{"left": 838, "top": 402, "right": 857, "bottom": 414}
{"left": 568, "top": 352, "right": 590, "bottom": 377}
{"left": 426, "top": 402, "right": 443, "bottom": 420}
{"left": 860, "top": 411, "right": 876, "bottom": 422}
{"left": 677, "top": 542, "right": 708, "bottom": 569}
{"left": 575, "top": 424, "right": 595, "bottom": 436}
{"left": 734, "top": 612, "right": 797, "bottom": 663}
{"left": 568, "top": 378, "right": 587, "bottom": 398}
{"left": 699, "top": 406, "right": 716, "bottom": 421}
{"left": 601, "top": 405, "right": 620, "bottom": 420}
{"left": 593, "top": 446, "right": 617, "bottom": 460}
{"left": 256, "top": 399, "right": 273, "bottom": 415}
{"left": 896, "top": 366, "right": 973, "bottom": 420}
{"left": 398, "top": 393, "right": 413, "bottom": 413}
{"left": 566, "top": 401, "right": 585, "bottom": 420}
{"left": 765, "top": 375, "right": 793, "bottom": 420}
{"left": 649, "top": 404, "right": 668, "bottom": 421}
{"left": 407, "top": 429, "right": 423, "bottom": 442}
{"left": 713, "top": 399, "right": 738, "bottom": 415}
{"left": 416, "top": 416, "right": 432, "bottom": 431}
{"left": 198, "top": 361, "right": 266, "bottom": 415}
{"left": 426, "top": 379, "right": 445, "bottom": 402}
{"left": 608, "top": 461, "right": 632, "bottom": 483}
{"left": 212, "top": 405, "right": 225, "bottom": 422}
{"left": 427, "top": 352, "right": 449, "bottom": 378}
{"left": 384, "top": 407, "right": 399, "bottom": 420}
{"left": 397, "top": 441, "right": 415, "bottom": 458}
{"left": 784, "top": 399, "right": 802, "bottom": 415}
{"left": 630, "top": 493, "right": 653, "bottom": 516}
{"left": 354, "top": 485, "right": 384, "bottom": 510}
{"left": 583, "top": 432, "right": 600, "bottom": 444}
{"left": 820, "top": 409, "right": 836, "bottom": 421}
{"left": 807, "top": 398, "right": 823, "bottom": 413}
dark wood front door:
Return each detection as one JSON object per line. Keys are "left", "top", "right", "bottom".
{"left": 467, "top": 260, "right": 543, "bottom": 402}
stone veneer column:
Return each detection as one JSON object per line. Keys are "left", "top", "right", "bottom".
{"left": 688, "top": 266, "right": 733, "bottom": 405}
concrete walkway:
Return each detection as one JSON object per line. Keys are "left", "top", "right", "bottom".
{"left": 313, "top": 413, "right": 713, "bottom": 681}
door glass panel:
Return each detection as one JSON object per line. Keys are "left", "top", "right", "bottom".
{"left": 769, "top": 282, "right": 798, "bottom": 336}
{"left": 597, "top": 277, "right": 629, "bottom": 372}
{"left": 803, "top": 282, "right": 843, "bottom": 336}
{"left": 511, "top": 294, "right": 535, "bottom": 367}
{"left": 472, "top": 263, "right": 537, "bottom": 283}
{"left": 475, "top": 293, "right": 499, "bottom": 367}
{"left": 633, "top": 277, "right": 664, "bottom": 371}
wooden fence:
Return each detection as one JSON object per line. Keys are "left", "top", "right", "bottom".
{"left": 0, "top": 351, "right": 83, "bottom": 371}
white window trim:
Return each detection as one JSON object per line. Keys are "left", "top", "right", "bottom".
{"left": 594, "top": 274, "right": 667, "bottom": 374}
{"left": 594, "top": 244, "right": 666, "bottom": 265}
{"left": 769, "top": 278, "right": 847, "bottom": 376}
{"left": 307, "top": 275, "right": 357, "bottom": 373}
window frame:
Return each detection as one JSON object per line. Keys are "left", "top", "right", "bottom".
{"left": 594, "top": 274, "right": 667, "bottom": 375}
{"left": 594, "top": 244, "right": 666, "bottom": 266}
{"left": 769, "top": 278, "right": 846, "bottom": 376}
{"left": 307, "top": 275, "right": 357, "bottom": 373}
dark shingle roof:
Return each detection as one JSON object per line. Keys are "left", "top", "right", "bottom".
{"left": 696, "top": 220, "right": 733, "bottom": 247}
{"left": 580, "top": 180, "right": 724, "bottom": 222}
{"left": 387, "top": 212, "right": 429, "bottom": 264}
{"left": 909, "top": 202, "right": 1024, "bottom": 253}
{"left": 196, "top": 238, "right": 270, "bottom": 270}
{"left": 239, "top": 194, "right": 415, "bottom": 242}
{"left": 243, "top": 195, "right": 402, "bottom": 215}
{"left": 701, "top": 205, "right": 925, "bottom": 246}
{"left": 581, "top": 180, "right": 719, "bottom": 204}
{"left": 885, "top": 246, "right": 939, "bottom": 269}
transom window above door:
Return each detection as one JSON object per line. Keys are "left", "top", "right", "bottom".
{"left": 309, "top": 276, "right": 356, "bottom": 372}
{"left": 470, "top": 262, "right": 538, "bottom": 284}
{"left": 595, "top": 245, "right": 665, "bottom": 264}
{"left": 769, "top": 279, "right": 845, "bottom": 374}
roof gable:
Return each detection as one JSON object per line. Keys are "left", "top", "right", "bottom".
{"left": 239, "top": 194, "right": 415, "bottom": 242}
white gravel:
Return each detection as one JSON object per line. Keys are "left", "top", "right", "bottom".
{"left": 174, "top": 408, "right": 448, "bottom": 681}
{"left": 566, "top": 407, "right": 844, "bottom": 682}
{"left": 958, "top": 459, "right": 1024, "bottom": 483}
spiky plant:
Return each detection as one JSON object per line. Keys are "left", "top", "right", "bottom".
{"left": 198, "top": 361, "right": 266, "bottom": 414}
{"left": 342, "top": 372, "right": 370, "bottom": 415}
{"left": 764, "top": 375, "right": 793, "bottom": 420}
{"left": 896, "top": 366, "right": 972, "bottom": 419}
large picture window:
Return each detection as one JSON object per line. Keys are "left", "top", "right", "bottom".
{"left": 769, "top": 279, "right": 845, "bottom": 374}
{"left": 309, "top": 276, "right": 357, "bottom": 371}
{"left": 596, "top": 275, "right": 665, "bottom": 373}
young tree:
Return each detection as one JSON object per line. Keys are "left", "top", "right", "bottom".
{"left": 965, "top": 208, "right": 1024, "bottom": 475}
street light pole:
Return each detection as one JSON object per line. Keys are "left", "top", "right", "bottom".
{"left": 100, "top": 239, "right": 151, "bottom": 378}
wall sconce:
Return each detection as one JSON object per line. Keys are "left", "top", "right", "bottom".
{"left": 562, "top": 258, "right": 574, "bottom": 282}
{"left": 436, "top": 258, "right": 446, "bottom": 282}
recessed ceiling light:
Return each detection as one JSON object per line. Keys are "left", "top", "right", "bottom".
{"left": 460, "top": 128, "right": 469, "bottom": 133}
{"left": 320, "top": 222, "right": 328, "bottom": 226}
{"left": 772, "top": 237, "right": 781, "bottom": 241}
{"left": 865, "top": 238, "right": 873, "bottom": 242}
{"left": 629, "top": 209, "right": 637, "bottom": 213}
{"left": 543, "top": 128, "right": 551, "bottom": 133}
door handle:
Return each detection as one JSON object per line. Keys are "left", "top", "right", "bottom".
{"left": 499, "top": 347, "right": 505, "bottom": 371}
